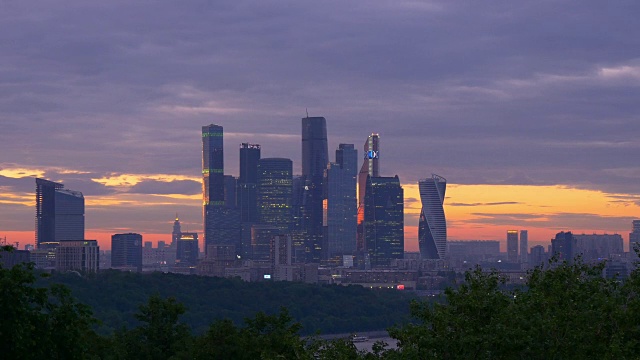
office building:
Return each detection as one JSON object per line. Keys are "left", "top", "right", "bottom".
{"left": 552, "top": 231, "right": 577, "bottom": 263}
{"left": 111, "top": 233, "right": 143, "bottom": 271}
{"left": 357, "top": 133, "right": 380, "bottom": 252}
{"left": 290, "top": 175, "right": 307, "bottom": 263}
{"left": 507, "top": 230, "right": 519, "bottom": 262}
{"left": 257, "top": 158, "right": 293, "bottom": 232}
{"left": 224, "top": 175, "right": 238, "bottom": 208}
{"left": 418, "top": 174, "right": 447, "bottom": 259}
{"left": 238, "top": 143, "right": 261, "bottom": 258}
{"left": 202, "top": 124, "right": 241, "bottom": 257}
{"left": 363, "top": 175, "right": 404, "bottom": 267}
{"left": 574, "top": 233, "right": 624, "bottom": 261}
{"left": 530, "top": 245, "right": 547, "bottom": 267}
{"left": 519, "top": 230, "right": 528, "bottom": 263}
{"left": 251, "top": 225, "right": 281, "bottom": 261}
{"left": 0, "top": 249, "right": 30, "bottom": 268}
{"left": 35, "top": 178, "right": 84, "bottom": 249}
{"left": 301, "top": 116, "right": 328, "bottom": 262}
{"left": 325, "top": 144, "right": 358, "bottom": 261}
{"left": 176, "top": 232, "right": 199, "bottom": 267}
{"left": 630, "top": 220, "right": 640, "bottom": 257}
{"left": 55, "top": 240, "right": 99, "bottom": 273}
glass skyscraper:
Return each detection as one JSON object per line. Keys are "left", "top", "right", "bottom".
{"left": 111, "top": 233, "right": 143, "bottom": 272}
{"left": 238, "top": 143, "right": 261, "bottom": 259}
{"left": 325, "top": 144, "right": 358, "bottom": 261}
{"left": 202, "top": 124, "right": 241, "bottom": 257}
{"left": 257, "top": 158, "right": 293, "bottom": 233}
{"left": 301, "top": 116, "right": 328, "bottom": 262}
{"left": 35, "top": 178, "right": 84, "bottom": 249}
{"left": 357, "top": 133, "right": 380, "bottom": 252}
{"left": 364, "top": 175, "right": 404, "bottom": 267}
{"left": 418, "top": 175, "right": 447, "bottom": 260}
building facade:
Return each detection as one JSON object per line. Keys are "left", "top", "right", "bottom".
{"left": 35, "top": 178, "right": 84, "bottom": 249}
{"left": 519, "top": 230, "right": 528, "bottom": 263}
{"left": 418, "top": 174, "right": 447, "bottom": 260}
{"left": 55, "top": 240, "right": 99, "bottom": 273}
{"left": 111, "top": 233, "right": 143, "bottom": 271}
{"left": 357, "top": 133, "right": 380, "bottom": 252}
{"left": 301, "top": 116, "right": 328, "bottom": 263}
{"left": 176, "top": 232, "right": 199, "bottom": 267}
{"left": 325, "top": 144, "right": 358, "bottom": 261}
{"left": 630, "top": 220, "right": 640, "bottom": 258}
{"left": 507, "top": 230, "right": 519, "bottom": 262}
{"left": 238, "top": 143, "right": 261, "bottom": 259}
{"left": 257, "top": 158, "right": 293, "bottom": 233}
{"left": 552, "top": 231, "right": 577, "bottom": 263}
{"left": 363, "top": 175, "right": 404, "bottom": 267}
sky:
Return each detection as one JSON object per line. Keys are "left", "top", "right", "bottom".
{"left": 1, "top": 1, "right": 639, "bottom": 251}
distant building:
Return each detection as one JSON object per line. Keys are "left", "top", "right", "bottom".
{"left": 507, "top": 230, "right": 519, "bottom": 262}
{"left": 630, "top": 220, "right": 640, "bottom": 257}
{"left": 363, "top": 175, "right": 404, "bottom": 267}
{"left": 551, "top": 231, "right": 577, "bottom": 263}
{"left": 418, "top": 175, "right": 447, "bottom": 259}
{"left": 251, "top": 225, "right": 280, "bottom": 261}
{"left": 257, "top": 158, "right": 293, "bottom": 233}
{"left": 35, "top": 178, "right": 84, "bottom": 249}
{"left": 574, "top": 233, "right": 624, "bottom": 261}
{"left": 0, "top": 249, "right": 30, "bottom": 268}
{"left": 238, "top": 143, "right": 261, "bottom": 259}
{"left": 519, "top": 230, "right": 528, "bottom": 263}
{"left": 530, "top": 245, "right": 547, "bottom": 267}
{"left": 176, "top": 232, "right": 199, "bottom": 267}
{"left": 55, "top": 240, "right": 99, "bottom": 273}
{"left": 224, "top": 175, "right": 238, "bottom": 208}
{"left": 203, "top": 124, "right": 241, "bottom": 258}
{"left": 301, "top": 116, "right": 329, "bottom": 263}
{"left": 325, "top": 144, "right": 358, "bottom": 262}
{"left": 357, "top": 133, "right": 380, "bottom": 253}
{"left": 111, "top": 233, "right": 143, "bottom": 271}
{"left": 447, "top": 241, "right": 500, "bottom": 258}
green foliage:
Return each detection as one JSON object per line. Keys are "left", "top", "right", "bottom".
{"left": 390, "top": 259, "right": 640, "bottom": 359}
{"left": 0, "top": 246, "right": 99, "bottom": 360}
{"left": 39, "top": 270, "right": 414, "bottom": 335}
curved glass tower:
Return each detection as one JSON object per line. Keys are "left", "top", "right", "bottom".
{"left": 418, "top": 174, "right": 447, "bottom": 259}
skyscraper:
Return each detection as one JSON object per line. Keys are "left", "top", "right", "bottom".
{"left": 301, "top": 116, "right": 328, "bottom": 262}
{"left": 418, "top": 174, "right": 447, "bottom": 259}
{"left": 35, "top": 178, "right": 84, "bottom": 249}
{"left": 357, "top": 133, "right": 380, "bottom": 252}
{"left": 176, "top": 232, "right": 199, "bottom": 266}
{"left": 172, "top": 215, "right": 181, "bottom": 245}
{"left": 363, "top": 175, "right": 404, "bottom": 267}
{"left": 202, "top": 124, "right": 241, "bottom": 257}
{"left": 520, "top": 230, "right": 528, "bottom": 263}
{"left": 257, "top": 158, "right": 293, "bottom": 233}
{"left": 224, "top": 175, "right": 238, "bottom": 208}
{"left": 507, "top": 230, "right": 519, "bottom": 262}
{"left": 552, "top": 231, "right": 577, "bottom": 263}
{"left": 238, "top": 143, "right": 261, "bottom": 259}
{"left": 111, "top": 233, "right": 143, "bottom": 271}
{"left": 325, "top": 144, "right": 358, "bottom": 261}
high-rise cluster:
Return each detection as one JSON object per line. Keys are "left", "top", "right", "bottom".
{"left": 201, "top": 118, "right": 410, "bottom": 268}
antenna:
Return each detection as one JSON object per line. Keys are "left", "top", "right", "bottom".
{"left": 305, "top": 108, "right": 309, "bottom": 118}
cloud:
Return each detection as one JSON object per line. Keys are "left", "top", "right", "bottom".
{"left": 449, "top": 201, "right": 522, "bottom": 207}
{"left": 129, "top": 179, "right": 201, "bottom": 195}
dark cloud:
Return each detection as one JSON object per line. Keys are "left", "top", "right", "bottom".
{"left": 1, "top": 0, "right": 640, "bottom": 235}
{"left": 129, "top": 180, "right": 201, "bottom": 195}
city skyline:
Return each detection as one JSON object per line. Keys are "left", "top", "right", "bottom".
{"left": 1, "top": 1, "right": 640, "bottom": 250}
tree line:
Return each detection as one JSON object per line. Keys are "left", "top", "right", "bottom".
{"left": 3, "top": 244, "right": 640, "bottom": 359}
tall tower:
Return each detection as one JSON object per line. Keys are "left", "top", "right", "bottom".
{"left": 507, "top": 230, "right": 519, "bottom": 262}
{"left": 111, "top": 233, "right": 143, "bottom": 272}
{"left": 363, "top": 175, "right": 404, "bottom": 267}
{"left": 202, "top": 124, "right": 241, "bottom": 256}
{"left": 357, "top": 134, "right": 380, "bottom": 251}
{"left": 172, "top": 215, "right": 181, "bottom": 245}
{"left": 418, "top": 174, "right": 447, "bottom": 259}
{"left": 257, "top": 158, "right": 293, "bottom": 233}
{"left": 520, "top": 230, "right": 528, "bottom": 263}
{"left": 325, "top": 144, "right": 358, "bottom": 261}
{"left": 238, "top": 143, "right": 261, "bottom": 259}
{"left": 301, "top": 116, "right": 328, "bottom": 262}
{"left": 35, "top": 178, "right": 84, "bottom": 249}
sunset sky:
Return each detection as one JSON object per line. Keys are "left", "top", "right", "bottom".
{"left": 1, "top": 1, "right": 639, "bottom": 251}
